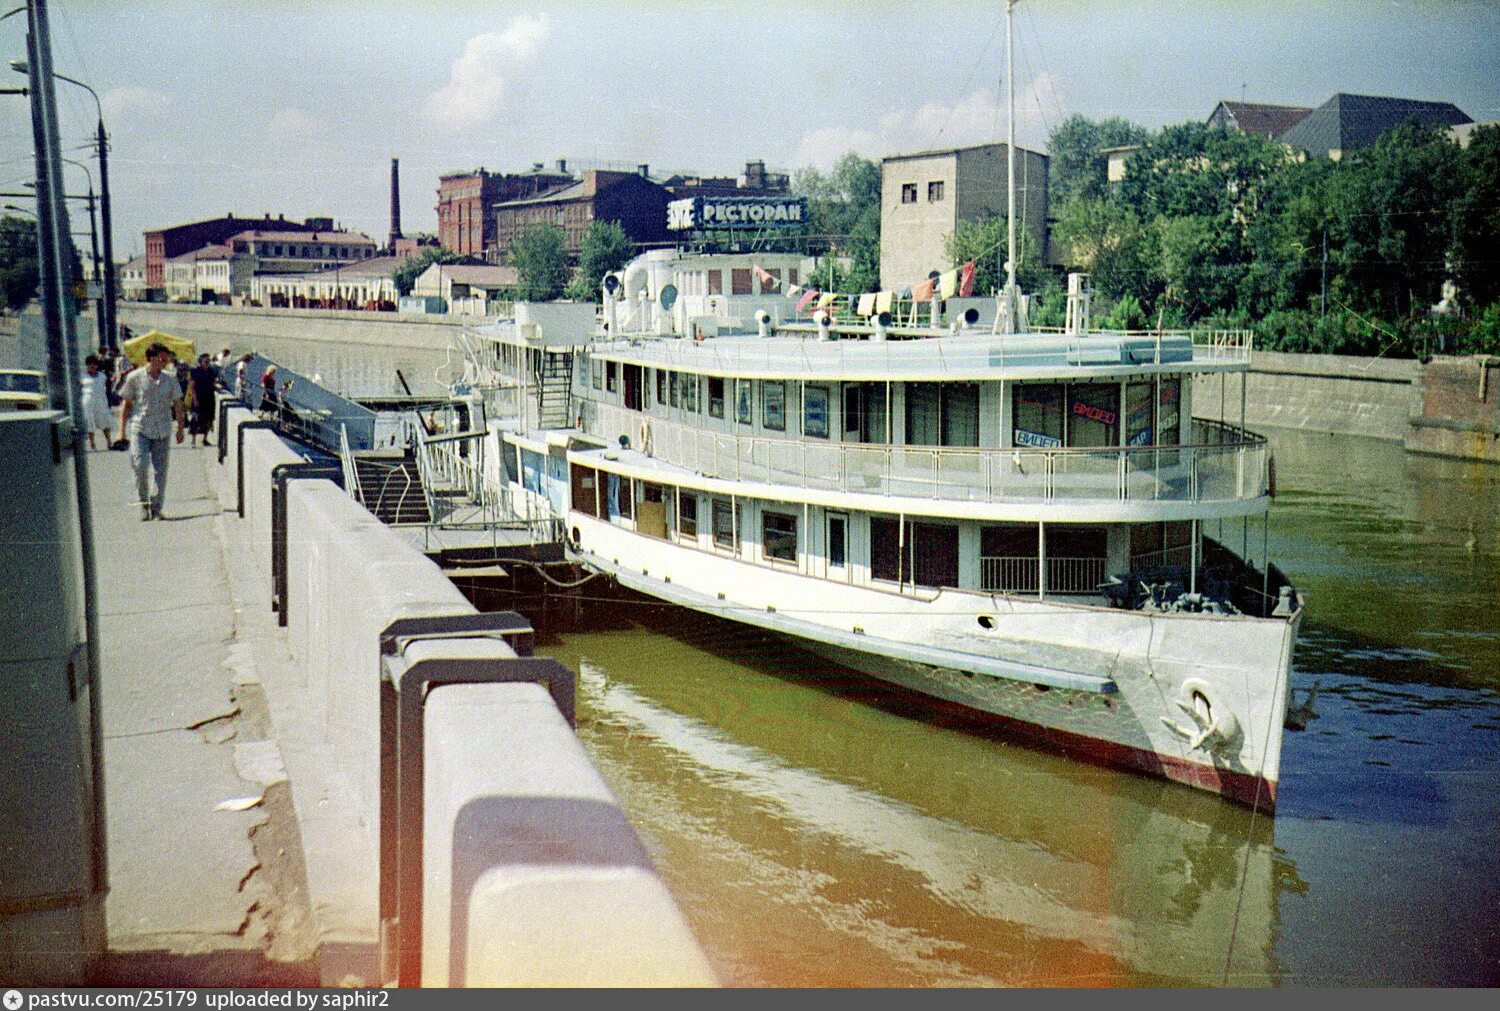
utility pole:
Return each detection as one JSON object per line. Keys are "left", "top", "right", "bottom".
{"left": 23, "top": 0, "right": 108, "bottom": 916}
{"left": 1320, "top": 226, "right": 1328, "bottom": 323}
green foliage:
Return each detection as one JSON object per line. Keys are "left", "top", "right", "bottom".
{"left": 510, "top": 224, "right": 572, "bottom": 302}
{"left": 0, "top": 215, "right": 40, "bottom": 311}
{"left": 1052, "top": 197, "right": 1148, "bottom": 297}
{"left": 1447, "top": 125, "right": 1500, "bottom": 309}
{"left": 944, "top": 215, "right": 1048, "bottom": 294}
{"left": 1047, "top": 114, "right": 1150, "bottom": 205}
{"left": 567, "top": 220, "right": 633, "bottom": 301}
{"left": 391, "top": 246, "right": 463, "bottom": 297}
{"left": 793, "top": 153, "right": 880, "bottom": 290}
{"left": 1096, "top": 293, "right": 1147, "bottom": 330}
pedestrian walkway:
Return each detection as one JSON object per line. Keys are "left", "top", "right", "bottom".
{"left": 87, "top": 441, "right": 315, "bottom": 985}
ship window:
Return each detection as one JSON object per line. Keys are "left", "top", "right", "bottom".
{"left": 613, "top": 473, "right": 633, "bottom": 520}
{"left": 869, "top": 517, "right": 958, "bottom": 588}
{"left": 570, "top": 465, "right": 600, "bottom": 519}
{"left": 843, "top": 382, "right": 889, "bottom": 443}
{"left": 591, "top": 360, "right": 603, "bottom": 390}
{"left": 731, "top": 268, "right": 753, "bottom": 295}
{"left": 708, "top": 271, "right": 723, "bottom": 296}
{"left": 678, "top": 491, "right": 698, "bottom": 538}
{"left": 712, "top": 498, "right": 736, "bottom": 549}
{"left": 870, "top": 517, "right": 901, "bottom": 582}
{"left": 1067, "top": 383, "right": 1119, "bottom": 448}
{"left": 606, "top": 361, "right": 617, "bottom": 394}
{"left": 736, "top": 379, "right": 753, "bottom": 425}
{"left": 762, "top": 381, "right": 786, "bottom": 431}
{"left": 684, "top": 374, "right": 699, "bottom": 413}
{"left": 1157, "top": 378, "right": 1181, "bottom": 444}
{"left": 669, "top": 371, "right": 681, "bottom": 408}
{"left": 762, "top": 512, "right": 797, "bottom": 563}
{"left": 708, "top": 377, "right": 725, "bottom": 419}
{"left": 788, "top": 268, "right": 798, "bottom": 285}
{"left": 1012, "top": 383, "right": 1064, "bottom": 448}
{"left": 827, "top": 514, "right": 846, "bottom": 568}
{"left": 901, "top": 183, "right": 917, "bottom": 204}
{"left": 906, "top": 383, "right": 979, "bottom": 447}
{"left": 623, "top": 364, "right": 643, "bottom": 411}
{"left": 1125, "top": 381, "right": 1154, "bottom": 446}
{"left": 803, "top": 385, "right": 829, "bottom": 438}
{"left": 656, "top": 368, "right": 667, "bottom": 405}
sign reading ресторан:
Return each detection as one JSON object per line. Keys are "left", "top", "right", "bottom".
{"left": 667, "top": 195, "right": 808, "bottom": 231}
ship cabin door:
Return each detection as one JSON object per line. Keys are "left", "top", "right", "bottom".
{"left": 825, "top": 512, "right": 850, "bottom": 582}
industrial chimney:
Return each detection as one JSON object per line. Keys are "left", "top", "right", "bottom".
{"left": 388, "top": 157, "right": 402, "bottom": 253}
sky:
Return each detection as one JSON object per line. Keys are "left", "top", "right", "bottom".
{"left": 2, "top": 0, "right": 1497, "bottom": 259}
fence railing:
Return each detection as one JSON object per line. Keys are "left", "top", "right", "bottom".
{"left": 338, "top": 423, "right": 362, "bottom": 504}
{"left": 590, "top": 403, "right": 1267, "bottom": 508}
{"left": 415, "top": 431, "right": 559, "bottom": 542}
{"left": 980, "top": 555, "right": 1108, "bottom": 595}
{"left": 1129, "top": 543, "right": 1194, "bottom": 571}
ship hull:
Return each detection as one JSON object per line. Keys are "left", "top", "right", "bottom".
{"left": 571, "top": 514, "right": 1299, "bottom": 811}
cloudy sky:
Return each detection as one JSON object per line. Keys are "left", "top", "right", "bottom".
{"left": 2, "top": 0, "right": 1496, "bottom": 258}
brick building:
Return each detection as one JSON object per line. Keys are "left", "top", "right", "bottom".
{"left": 493, "top": 169, "right": 671, "bottom": 261}
{"left": 436, "top": 164, "right": 572, "bottom": 258}
{"left": 661, "top": 159, "right": 790, "bottom": 199}
{"left": 143, "top": 213, "right": 332, "bottom": 293}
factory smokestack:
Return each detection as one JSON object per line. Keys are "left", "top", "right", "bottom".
{"left": 388, "top": 157, "right": 402, "bottom": 253}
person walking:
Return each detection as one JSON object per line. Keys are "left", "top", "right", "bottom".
{"left": 79, "top": 355, "right": 115, "bottom": 451}
{"left": 118, "top": 342, "right": 185, "bottom": 520}
{"left": 188, "top": 353, "right": 218, "bottom": 448}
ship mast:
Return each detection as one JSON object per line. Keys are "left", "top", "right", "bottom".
{"left": 998, "top": 0, "right": 1025, "bottom": 334}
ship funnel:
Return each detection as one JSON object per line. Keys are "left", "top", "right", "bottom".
{"left": 814, "top": 309, "right": 832, "bottom": 341}
{"left": 872, "top": 311, "right": 890, "bottom": 341}
{"left": 755, "top": 309, "right": 771, "bottom": 338}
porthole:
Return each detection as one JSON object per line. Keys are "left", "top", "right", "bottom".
{"left": 976, "top": 614, "right": 995, "bottom": 630}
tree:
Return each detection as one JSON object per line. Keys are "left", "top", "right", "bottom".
{"left": 0, "top": 215, "right": 40, "bottom": 311}
{"left": 794, "top": 153, "right": 881, "bottom": 289}
{"left": 944, "top": 214, "right": 1048, "bottom": 295}
{"left": 566, "top": 220, "right": 633, "bottom": 301}
{"left": 391, "top": 246, "right": 463, "bottom": 297}
{"left": 1449, "top": 124, "right": 1500, "bottom": 309}
{"left": 510, "top": 224, "right": 571, "bottom": 301}
{"left": 1047, "top": 114, "right": 1151, "bottom": 205}
{"left": 1051, "top": 197, "right": 1148, "bottom": 299}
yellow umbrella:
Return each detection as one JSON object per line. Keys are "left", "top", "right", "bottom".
{"left": 122, "top": 329, "right": 196, "bottom": 366}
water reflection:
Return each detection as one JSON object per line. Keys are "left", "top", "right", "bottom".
{"left": 541, "top": 607, "right": 1290, "bottom": 986}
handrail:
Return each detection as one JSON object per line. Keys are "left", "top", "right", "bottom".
{"left": 588, "top": 402, "right": 1268, "bottom": 507}
{"left": 339, "top": 423, "right": 364, "bottom": 504}
{"left": 417, "top": 433, "right": 557, "bottom": 542}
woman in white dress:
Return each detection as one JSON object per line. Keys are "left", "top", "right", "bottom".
{"left": 80, "top": 354, "right": 115, "bottom": 450}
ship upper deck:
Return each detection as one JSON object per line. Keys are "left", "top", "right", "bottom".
{"left": 579, "top": 328, "right": 1252, "bottom": 382}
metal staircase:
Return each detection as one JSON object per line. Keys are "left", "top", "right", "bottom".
{"left": 535, "top": 350, "right": 574, "bottom": 429}
{"left": 351, "top": 453, "right": 432, "bottom": 525}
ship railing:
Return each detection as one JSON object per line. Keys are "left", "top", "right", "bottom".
{"left": 598, "top": 404, "right": 1266, "bottom": 507}
{"left": 1128, "top": 543, "right": 1194, "bottom": 571}
{"left": 338, "top": 423, "right": 363, "bottom": 504}
{"left": 415, "top": 431, "right": 557, "bottom": 541}
{"left": 979, "top": 556, "right": 1108, "bottom": 595}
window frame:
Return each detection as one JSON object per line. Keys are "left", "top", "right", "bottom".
{"left": 761, "top": 511, "right": 798, "bottom": 565}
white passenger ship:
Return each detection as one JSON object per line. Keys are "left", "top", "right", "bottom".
{"left": 442, "top": 249, "right": 1302, "bottom": 810}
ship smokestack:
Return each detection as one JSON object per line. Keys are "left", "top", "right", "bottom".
{"left": 388, "top": 157, "right": 402, "bottom": 253}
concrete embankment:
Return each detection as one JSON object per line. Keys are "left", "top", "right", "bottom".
{"left": 118, "top": 302, "right": 469, "bottom": 352}
{"left": 215, "top": 406, "right": 717, "bottom": 986}
{"left": 1191, "top": 349, "right": 1418, "bottom": 442}
{"left": 1404, "top": 355, "right": 1500, "bottom": 463}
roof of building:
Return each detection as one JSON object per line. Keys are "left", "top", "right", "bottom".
{"left": 1213, "top": 101, "right": 1314, "bottom": 139}
{"left": 256, "top": 256, "right": 405, "bottom": 282}
{"left": 495, "top": 180, "right": 588, "bottom": 208}
{"left": 167, "top": 244, "right": 231, "bottom": 263}
{"left": 881, "top": 140, "right": 1046, "bottom": 163}
{"left": 229, "top": 229, "right": 375, "bottom": 245}
{"left": 1277, "top": 93, "right": 1473, "bottom": 153}
{"left": 121, "top": 254, "right": 148, "bottom": 271}
{"left": 424, "top": 264, "right": 519, "bottom": 287}
{"left": 146, "top": 213, "right": 324, "bottom": 237}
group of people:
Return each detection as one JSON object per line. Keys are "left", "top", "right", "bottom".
{"left": 82, "top": 344, "right": 238, "bottom": 520}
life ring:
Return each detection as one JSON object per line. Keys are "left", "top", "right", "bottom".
{"left": 1160, "top": 677, "right": 1241, "bottom": 755}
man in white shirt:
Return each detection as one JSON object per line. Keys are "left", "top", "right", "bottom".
{"left": 118, "top": 343, "right": 185, "bottom": 520}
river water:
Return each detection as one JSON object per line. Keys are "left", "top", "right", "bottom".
{"left": 258, "top": 336, "right": 1500, "bottom": 986}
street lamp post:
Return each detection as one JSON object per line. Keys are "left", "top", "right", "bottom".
{"left": 12, "top": 56, "right": 116, "bottom": 352}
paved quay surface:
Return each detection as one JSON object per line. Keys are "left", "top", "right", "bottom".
{"left": 87, "top": 440, "right": 316, "bottom": 985}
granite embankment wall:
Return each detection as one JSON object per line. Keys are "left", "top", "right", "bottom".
{"left": 1404, "top": 355, "right": 1500, "bottom": 463}
{"left": 118, "top": 302, "right": 469, "bottom": 351}
{"left": 1192, "top": 350, "right": 1418, "bottom": 442}
{"left": 219, "top": 406, "right": 716, "bottom": 986}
